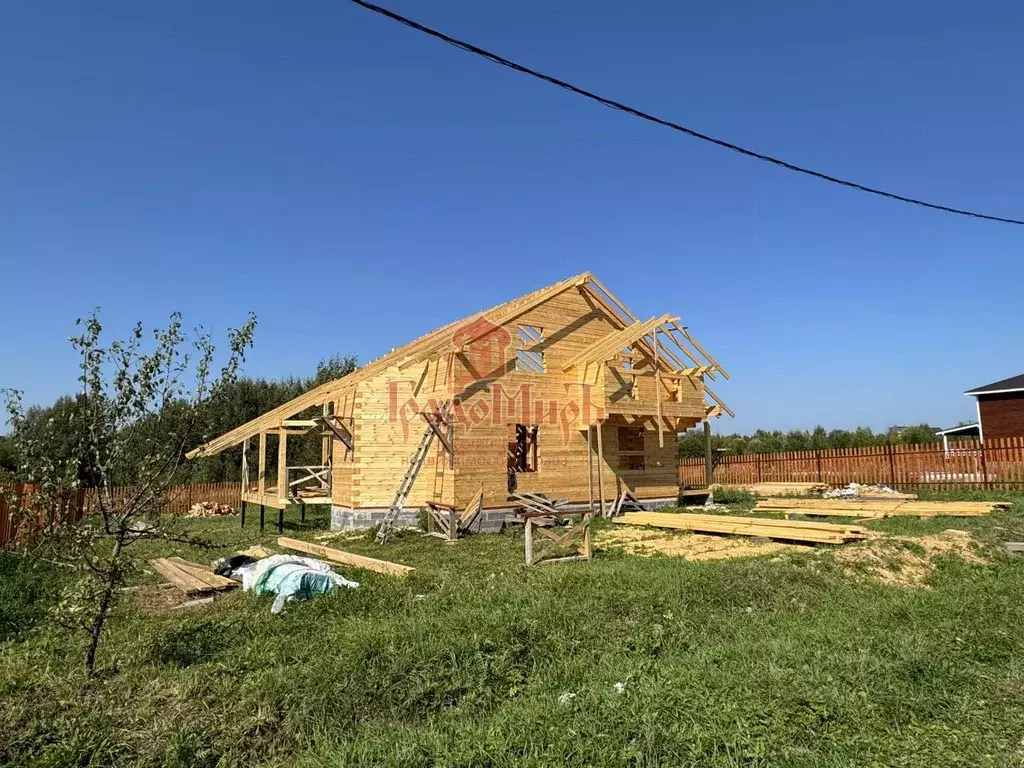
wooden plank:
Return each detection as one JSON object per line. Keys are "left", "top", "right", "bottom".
{"left": 164, "top": 557, "right": 238, "bottom": 590}
{"left": 615, "top": 513, "right": 865, "bottom": 544}
{"left": 277, "top": 537, "right": 415, "bottom": 576}
{"left": 150, "top": 558, "right": 216, "bottom": 595}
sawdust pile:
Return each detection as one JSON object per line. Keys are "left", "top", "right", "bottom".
{"left": 834, "top": 529, "right": 987, "bottom": 588}
{"left": 597, "top": 526, "right": 798, "bottom": 562}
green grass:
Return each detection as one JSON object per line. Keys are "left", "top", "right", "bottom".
{"left": 2, "top": 495, "right": 1024, "bottom": 767}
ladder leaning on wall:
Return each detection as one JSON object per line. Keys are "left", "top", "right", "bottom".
{"left": 376, "top": 399, "right": 455, "bottom": 544}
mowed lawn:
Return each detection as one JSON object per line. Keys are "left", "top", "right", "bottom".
{"left": 3, "top": 493, "right": 1024, "bottom": 767}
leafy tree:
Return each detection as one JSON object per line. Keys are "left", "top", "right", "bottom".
{"left": 2, "top": 310, "right": 256, "bottom": 676}
{"left": 678, "top": 422, "right": 940, "bottom": 457}
{"left": 0, "top": 436, "right": 16, "bottom": 477}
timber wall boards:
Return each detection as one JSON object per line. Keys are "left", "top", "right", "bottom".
{"left": 329, "top": 285, "right": 704, "bottom": 511}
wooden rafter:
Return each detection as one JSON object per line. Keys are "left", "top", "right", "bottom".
{"left": 704, "top": 385, "right": 735, "bottom": 418}
{"left": 396, "top": 273, "right": 589, "bottom": 372}
{"left": 562, "top": 315, "right": 677, "bottom": 371}
{"left": 678, "top": 326, "right": 729, "bottom": 379}
{"left": 315, "top": 414, "right": 354, "bottom": 451}
{"left": 666, "top": 321, "right": 719, "bottom": 382}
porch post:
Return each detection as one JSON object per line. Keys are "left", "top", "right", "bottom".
{"left": 596, "top": 420, "right": 607, "bottom": 517}
{"left": 258, "top": 432, "right": 267, "bottom": 498}
{"left": 277, "top": 431, "right": 288, "bottom": 506}
{"left": 587, "top": 425, "right": 595, "bottom": 515}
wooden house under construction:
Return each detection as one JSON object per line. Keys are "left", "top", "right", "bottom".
{"left": 187, "top": 272, "right": 731, "bottom": 532}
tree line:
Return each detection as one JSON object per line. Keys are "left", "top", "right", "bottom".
{"left": 677, "top": 424, "right": 942, "bottom": 459}
{"left": 1, "top": 354, "right": 357, "bottom": 486}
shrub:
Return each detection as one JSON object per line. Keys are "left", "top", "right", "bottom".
{"left": 710, "top": 487, "right": 756, "bottom": 506}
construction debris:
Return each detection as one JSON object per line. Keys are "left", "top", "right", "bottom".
{"left": 716, "top": 482, "right": 829, "bottom": 497}
{"left": 184, "top": 501, "right": 236, "bottom": 518}
{"left": 824, "top": 483, "right": 916, "bottom": 500}
{"left": 756, "top": 498, "right": 1009, "bottom": 519}
{"left": 150, "top": 557, "right": 239, "bottom": 596}
{"left": 615, "top": 512, "right": 867, "bottom": 545}
{"left": 278, "top": 536, "right": 415, "bottom": 576}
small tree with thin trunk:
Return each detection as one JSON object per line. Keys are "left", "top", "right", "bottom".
{"left": 2, "top": 310, "right": 256, "bottom": 676}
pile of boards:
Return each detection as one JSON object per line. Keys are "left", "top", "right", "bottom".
{"left": 755, "top": 498, "right": 1010, "bottom": 519}
{"left": 615, "top": 512, "right": 867, "bottom": 545}
{"left": 150, "top": 557, "right": 238, "bottom": 596}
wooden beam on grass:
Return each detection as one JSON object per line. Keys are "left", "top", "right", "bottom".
{"left": 277, "top": 537, "right": 415, "bottom": 576}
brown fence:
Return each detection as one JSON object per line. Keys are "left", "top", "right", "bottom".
{"left": 680, "top": 437, "right": 1024, "bottom": 490}
{"left": 0, "top": 481, "right": 242, "bottom": 549}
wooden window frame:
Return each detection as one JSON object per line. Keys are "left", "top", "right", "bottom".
{"left": 515, "top": 325, "right": 545, "bottom": 373}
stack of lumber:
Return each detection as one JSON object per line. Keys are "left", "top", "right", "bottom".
{"left": 615, "top": 512, "right": 867, "bottom": 545}
{"left": 756, "top": 499, "right": 1009, "bottom": 519}
{"left": 718, "top": 482, "right": 829, "bottom": 497}
{"left": 150, "top": 557, "right": 238, "bottom": 596}
{"left": 856, "top": 488, "right": 917, "bottom": 500}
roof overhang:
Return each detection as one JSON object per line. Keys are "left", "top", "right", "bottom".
{"left": 964, "top": 388, "right": 1024, "bottom": 396}
{"left": 936, "top": 423, "right": 981, "bottom": 436}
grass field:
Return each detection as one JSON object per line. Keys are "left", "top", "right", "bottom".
{"left": 2, "top": 492, "right": 1024, "bottom": 767}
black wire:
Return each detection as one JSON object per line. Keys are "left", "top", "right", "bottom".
{"left": 347, "top": 0, "right": 1024, "bottom": 226}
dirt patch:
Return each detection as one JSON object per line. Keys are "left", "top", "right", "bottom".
{"left": 834, "top": 529, "right": 987, "bottom": 588}
{"left": 596, "top": 526, "right": 798, "bottom": 561}
{"left": 131, "top": 583, "right": 216, "bottom": 617}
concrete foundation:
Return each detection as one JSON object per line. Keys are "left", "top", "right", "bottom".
{"left": 330, "top": 496, "right": 679, "bottom": 533}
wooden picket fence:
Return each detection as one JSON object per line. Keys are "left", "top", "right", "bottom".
{"left": 680, "top": 437, "right": 1024, "bottom": 490}
{"left": 0, "top": 482, "right": 242, "bottom": 549}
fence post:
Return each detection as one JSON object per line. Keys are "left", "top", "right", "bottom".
{"left": 980, "top": 439, "right": 990, "bottom": 490}
{"left": 703, "top": 421, "right": 713, "bottom": 487}
{"left": 815, "top": 450, "right": 823, "bottom": 483}
{"left": 756, "top": 453, "right": 762, "bottom": 483}
{"left": 887, "top": 443, "right": 896, "bottom": 487}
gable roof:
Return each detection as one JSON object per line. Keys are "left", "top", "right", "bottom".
{"left": 965, "top": 373, "right": 1024, "bottom": 396}
{"left": 191, "top": 272, "right": 593, "bottom": 456}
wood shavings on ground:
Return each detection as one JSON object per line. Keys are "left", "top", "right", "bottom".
{"left": 133, "top": 584, "right": 192, "bottom": 617}
{"left": 596, "top": 526, "right": 798, "bottom": 561}
{"left": 833, "top": 529, "right": 987, "bottom": 588}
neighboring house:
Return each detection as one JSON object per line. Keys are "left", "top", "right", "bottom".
{"left": 187, "top": 272, "right": 731, "bottom": 531}
{"left": 951, "top": 373, "right": 1024, "bottom": 443}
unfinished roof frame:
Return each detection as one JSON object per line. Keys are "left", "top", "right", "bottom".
{"left": 188, "top": 271, "right": 732, "bottom": 516}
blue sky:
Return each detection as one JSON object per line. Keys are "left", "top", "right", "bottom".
{"left": 2, "top": 0, "right": 1021, "bottom": 434}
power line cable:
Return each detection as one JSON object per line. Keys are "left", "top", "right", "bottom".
{"left": 347, "top": 0, "right": 1024, "bottom": 226}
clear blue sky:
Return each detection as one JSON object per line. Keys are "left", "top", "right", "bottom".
{"left": 2, "top": 0, "right": 1021, "bottom": 434}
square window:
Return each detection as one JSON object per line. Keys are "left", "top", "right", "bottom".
{"left": 515, "top": 325, "right": 545, "bottom": 373}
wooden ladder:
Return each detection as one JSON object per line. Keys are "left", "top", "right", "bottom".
{"left": 376, "top": 400, "right": 454, "bottom": 544}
